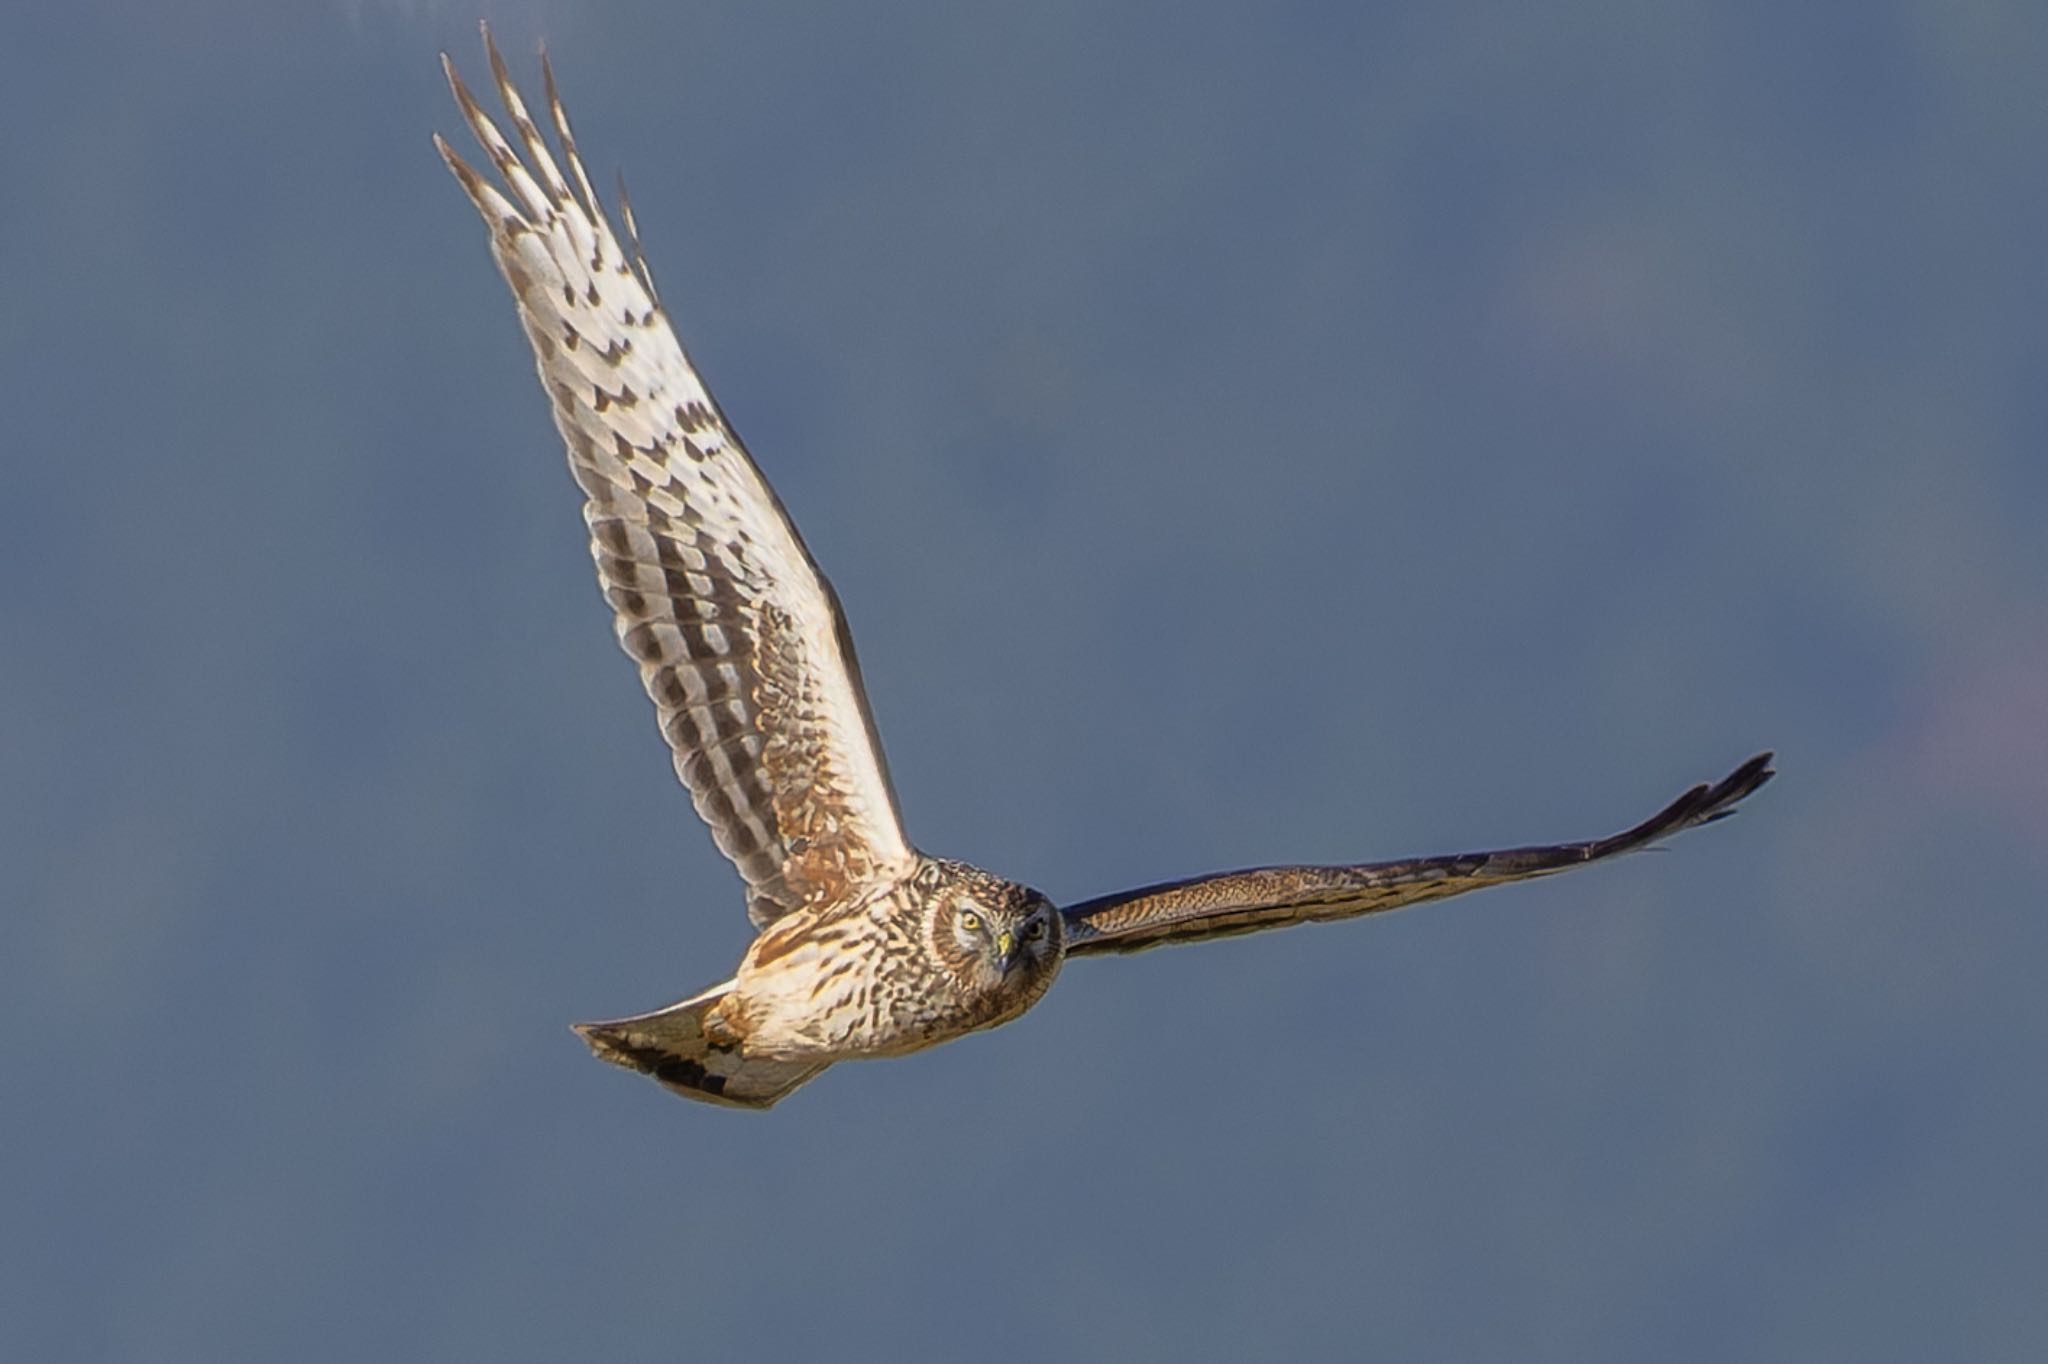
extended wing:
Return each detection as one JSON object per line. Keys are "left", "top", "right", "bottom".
{"left": 439, "top": 32, "right": 916, "bottom": 925}
{"left": 1061, "top": 753, "right": 1773, "bottom": 955}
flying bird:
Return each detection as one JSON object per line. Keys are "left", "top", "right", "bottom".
{"left": 437, "top": 32, "right": 1774, "bottom": 1109}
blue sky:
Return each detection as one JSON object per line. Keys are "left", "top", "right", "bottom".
{"left": 5, "top": 2, "right": 2045, "bottom": 1360}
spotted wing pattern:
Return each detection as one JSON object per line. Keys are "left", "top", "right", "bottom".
{"left": 1062, "top": 753, "right": 1774, "bottom": 955}
{"left": 438, "top": 35, "right": 915, "bottom": 926}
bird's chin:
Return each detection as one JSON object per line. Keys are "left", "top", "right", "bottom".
{"left": 998, "top": 953, "right": 1058, "bottom": 1003}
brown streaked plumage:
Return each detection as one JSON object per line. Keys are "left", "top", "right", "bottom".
{"left": 438, "top": 29, "right": 1775, "bottom": 1110}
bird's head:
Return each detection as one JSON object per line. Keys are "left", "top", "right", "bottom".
{"left": 923, "top": 860, "right": 1064, "bottom": 1001}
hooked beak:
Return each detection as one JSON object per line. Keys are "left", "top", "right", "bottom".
{"left": 994, "top": 929, "right": 1018, "bottom": 973}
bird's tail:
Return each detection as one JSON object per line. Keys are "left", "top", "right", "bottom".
{"left": 573, "top": 981, "right": 827, "bottom": 1110}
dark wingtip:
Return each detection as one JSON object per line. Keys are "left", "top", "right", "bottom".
{"left": 540, "top": 47, "right": 561, "bottom": 111}
{"left": 482, "top": 19, "right": 517, "bottom": 98}
{"left": 440, "top": 47, "right": 487, "bottom": 129}
{"left": 1703, "top": 751, "right": 1776, "bottom": 818}
{"left": 1595, "top": 751, "right": 1777, "bottom": 856}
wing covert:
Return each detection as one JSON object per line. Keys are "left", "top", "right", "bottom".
{"left": 438, "top": 32, "right": 916, "bottom": 925}
{"left": 1062, "top": 753, "right": 1774, "bottom": 955}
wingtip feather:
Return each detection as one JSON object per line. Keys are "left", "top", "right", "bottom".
{"left": 540, "top": 48, "right": 604, "bottom": 223}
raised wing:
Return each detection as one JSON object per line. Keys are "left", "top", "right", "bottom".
{"left": 1062, "top": 753, "right": 1773, "bottom": 955}
{"left": 438, "top": 32, "right": 916, "bottom": 925}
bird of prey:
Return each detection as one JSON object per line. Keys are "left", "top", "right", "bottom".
{"left": 436, "top": 32, "right": 1774, "bottom": 1109}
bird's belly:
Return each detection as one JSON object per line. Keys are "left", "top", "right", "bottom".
{"left": 730, "top": 943, "right": 937, "bottom": 1061}
{"left": 731, "top": 951, "right": 1040, "bottom": 1062}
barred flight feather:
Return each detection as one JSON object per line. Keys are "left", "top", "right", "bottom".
{"left": 438, "top": 33, "right": 914, "bottom": 926}
{"left": 1061, "top": 753, "right": 1775, "bottom": 953}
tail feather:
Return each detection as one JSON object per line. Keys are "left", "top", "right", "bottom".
{"left": 573, "top": 982, "right": 826, "bottom": 1110}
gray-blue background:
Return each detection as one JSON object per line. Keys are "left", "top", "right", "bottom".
{"left": 6, "top": 2, "right": 2044, "bottom": 1360}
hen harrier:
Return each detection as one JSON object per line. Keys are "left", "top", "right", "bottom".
{"left": 437, "top": 32, "right": 1774, "bottom": 1109}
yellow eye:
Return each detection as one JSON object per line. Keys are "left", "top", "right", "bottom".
{"left": 958, "top": 909, "right": 982, "bottom": 933}
{"left": 1025, "top": 918, "right": 1048, "bottom": 940}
